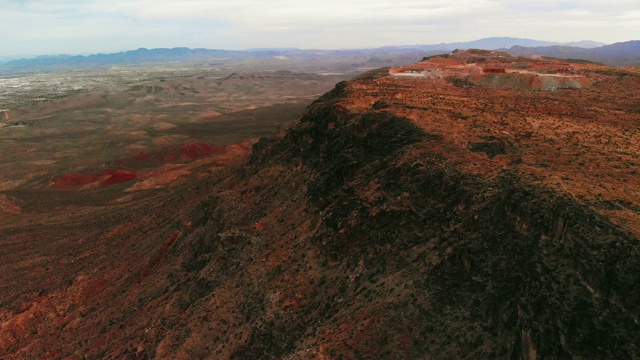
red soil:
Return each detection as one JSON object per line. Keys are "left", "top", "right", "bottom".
{"left": 131, "top": 150, "right": 178, "bottom": 164}
{"left": 131, "top": 152, "right": 154, "bottom": 161}
{"left": 483, "top": 68, "right": 506, "bottom": 73}
{"left": 54, "top": 169, "right": 137, "bottom": 189}
{"left": 98, "top": 169, "right": 137, "bottom": 186}
{"left": 179, "top": 142, "right": 226, "bottom": 160}
{"left": 53, "top": 142, "right": 230, "bottom": 190}
{"left": 125, "top": 142, "right": 226, "bottom": 168}
{"left": 53, "top": 172, "right": 101, "bottom": 188}
{"left": 139, "top": 232, "right": 181, "bottom": 280}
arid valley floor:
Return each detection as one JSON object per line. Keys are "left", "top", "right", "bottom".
{"left": 0, "top": 63, "right": 348, "bottom": 357}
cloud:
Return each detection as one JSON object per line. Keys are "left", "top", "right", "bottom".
{"left": 1, "top": 0, "right": 639, "bottom": 56}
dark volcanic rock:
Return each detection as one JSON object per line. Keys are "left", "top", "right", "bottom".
{"left": 468, "top": 140, "right": 507, "bottom": 158}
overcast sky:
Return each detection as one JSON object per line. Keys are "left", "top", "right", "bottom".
{"left": 2, "top": 0, "right": 639, "bottom": 57}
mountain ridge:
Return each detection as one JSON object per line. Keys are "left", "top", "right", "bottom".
{"left": 0, "top": 37, "right": 615, "bottom": 72}
{"left": 2, "top": 50, "right": 640, "bottom": 358}
{"left": 504, "top": 40, "right": 640, "bottom": 65}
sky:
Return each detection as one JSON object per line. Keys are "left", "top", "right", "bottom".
{"left": 1, "top": 0, "right": 639, "bottom": 57}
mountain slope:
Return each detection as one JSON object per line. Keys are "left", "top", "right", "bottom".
{"left": 2, "top": 51, "right": 640, "bottom": 358}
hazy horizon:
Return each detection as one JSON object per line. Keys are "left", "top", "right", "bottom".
{"left": 3, "top": 0, "right": 639, "bottom": 58}
{"left": 0, "top": 37, "right": 621, "bottom": 61}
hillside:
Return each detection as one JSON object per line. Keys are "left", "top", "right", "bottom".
{"left": 2, "top": 50, "right": 640, "bottom": 358}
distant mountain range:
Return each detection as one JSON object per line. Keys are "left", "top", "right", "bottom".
{"left": 2, "top": 37, "right": 638, "bottom": 73}
{"left": 503, "top": 41, "right": 640, "bottom": 66}
{"left": 0, "top": 47, "right": 443, "bottom": 75}
{"left": 2, "top": 48, "right": 254, "bottom": 67}
{"left": 379, "top": 37, "right": 606, "bottom": 52}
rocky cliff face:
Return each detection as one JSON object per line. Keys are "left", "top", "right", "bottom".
{"left": 3, "top": 51, "right": 640, "bottom": 359}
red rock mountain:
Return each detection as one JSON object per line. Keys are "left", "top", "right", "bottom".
{"left": 2, "top": 50, "right": 640, "bottom": 358}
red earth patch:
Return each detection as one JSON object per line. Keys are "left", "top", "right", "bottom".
{"left": 99, "top": 169, "right": 137, "bottom": 186}
{"left": 125, "top": 142, "right": 225, "bottom": 167}
{"left": 54, "top": 169, "right": 137, "bottom": 189}
{"left": 180, "top": 142, "right": 226, "bottom": 160}
{"left": 255, "top": 222, "right": 266, "bottom": 231}
{"left": 483, "top": 68, "right": 506, "bottom": 73}
{"left": 53, "top": 172, "right": 101, "bottom": 188}
{"left": 139, "top": 232, "right": 181, "bottom": 281}
{"left": 130, "top": 150, "right": 177, "bottom": 164}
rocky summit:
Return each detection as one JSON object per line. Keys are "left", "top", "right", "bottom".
{"left": 2, "top": 50, "right": 640, "bottom": 358}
